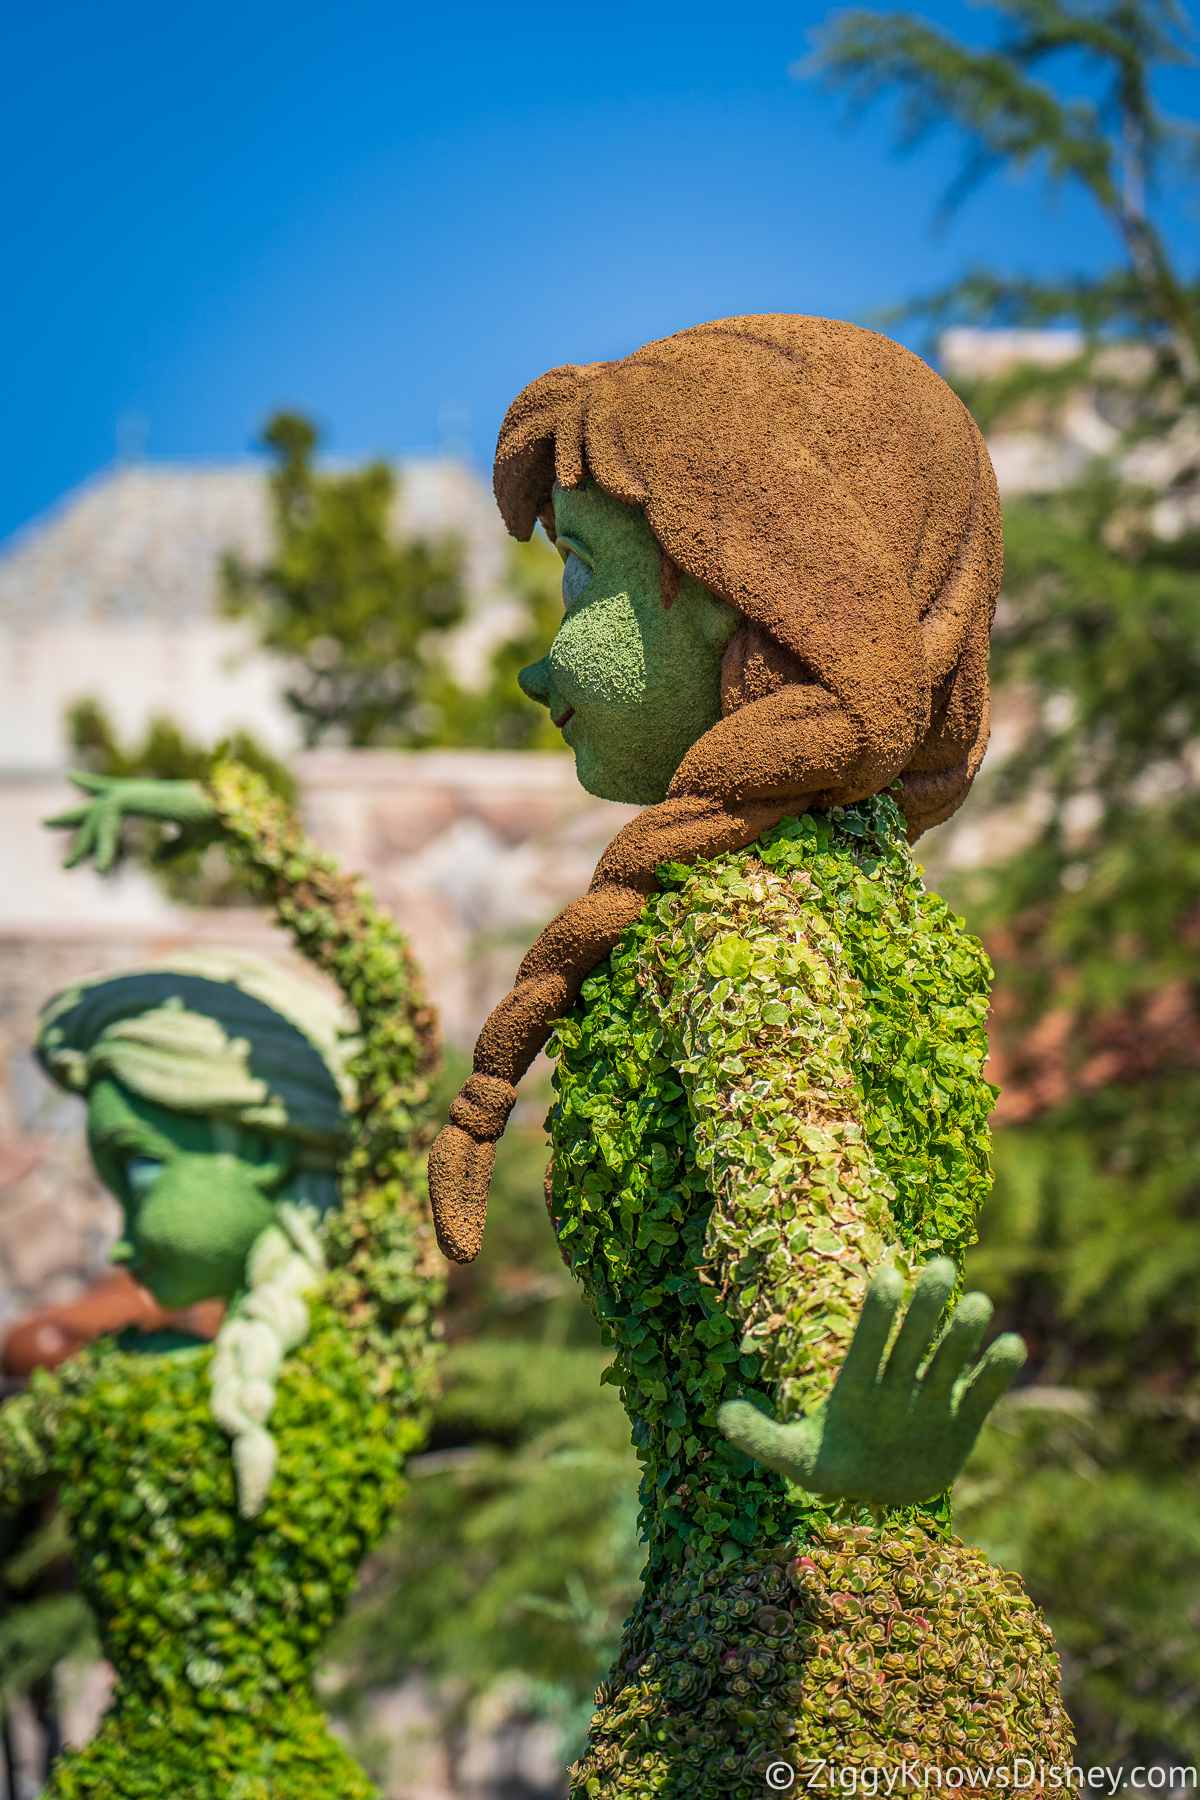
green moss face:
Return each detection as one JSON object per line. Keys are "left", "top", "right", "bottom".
{"left": 517, "top": 484, "right": 738, "bottom": 804}
{"left": 87, "top": 1077, "right": 290, "bottom": 1307}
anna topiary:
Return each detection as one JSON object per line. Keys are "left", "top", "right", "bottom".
{"left": 0, "top": 761, "right": 443, "bottom": 1799}
{"left": 424, "top": 317, "right": 1074, "bottom": 1785}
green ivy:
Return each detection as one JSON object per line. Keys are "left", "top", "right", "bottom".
{"left": 207, "top": 760, "right": 445, "bottom": 1395}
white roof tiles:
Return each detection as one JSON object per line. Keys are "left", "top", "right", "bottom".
{"left": 0, "top": 466, "right": 271, "bottom": 628}
{"left": 0, "top": 456, "right": 510, "bottom": 633}
{"left": 0, "top": 457, "right": 522, "bottom": 770}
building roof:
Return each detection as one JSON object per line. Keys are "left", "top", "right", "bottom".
{"left": 0, "top": 457, "right": 513, "bottom": 642}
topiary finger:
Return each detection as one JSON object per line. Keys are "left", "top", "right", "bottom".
{"left": 954, "top": 1332, "right": 1027, "bottom": 1436}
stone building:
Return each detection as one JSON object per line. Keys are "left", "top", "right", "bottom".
{"left": 0, "top": 455, "right": 526, "bottom": 770}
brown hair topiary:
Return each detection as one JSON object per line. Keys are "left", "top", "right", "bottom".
{"left": 428, "top": 314, "right": 1001, "bottom": 1262}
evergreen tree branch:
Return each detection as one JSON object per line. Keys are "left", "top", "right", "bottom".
{"left": 800, "top": 0, "right": 1200, "bottom": 371}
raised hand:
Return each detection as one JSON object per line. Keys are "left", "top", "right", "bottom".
{"left": 718, "top": 1257, "right": 1025, "bottom": 1509}
{"left": 45, "top": 773, "right": 215, "bottom": 872}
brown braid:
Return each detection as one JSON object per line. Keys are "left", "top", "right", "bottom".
{"left": 427, "top": 314, "right": 1001, "bottom": 1261}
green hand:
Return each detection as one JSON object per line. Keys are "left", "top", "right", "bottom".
{"left": 718, "top": 1258, "right": 1025, "bottom": 1508}
{"left": 44, "top": 773, "right": 215, "bottom": 872}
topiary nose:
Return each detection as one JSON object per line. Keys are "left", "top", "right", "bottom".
{"left": 518, "top": 655, "right": 552, "bottom": 706}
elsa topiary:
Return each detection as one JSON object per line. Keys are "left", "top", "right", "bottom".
{"left": 0, "top": 763, "right": 443, "bottom": 1800}
{"left": 429, "top": 317, "right": 1074, "bottom": 1787}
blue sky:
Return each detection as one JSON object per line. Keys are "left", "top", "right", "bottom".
{"left": 1, "top": 0, "right": 1196, "bottom": 542}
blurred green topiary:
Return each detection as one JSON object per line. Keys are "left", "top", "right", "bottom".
{"left": 2, "top": 762, "right": 443, "bottom": 1797}
{"left": 5, "top": 1310, "right": 417, "bottom": 1800}
{"left": 64, "top": 700, "right": 295, "bottom": 905}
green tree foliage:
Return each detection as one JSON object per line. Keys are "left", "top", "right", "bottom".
{"left": 65, "top": 699, "right": 294, "bottom": 904}
{"left": 328, "top": 1342, "right": 641, "bottom": 1762}
{"left": 802, "top": 0, "right": 1200, "bottom": 368}
{"left": 325, "top": 1075, "right": 642, "bottom": 1774}
{"left": 435, "top": 536, "right": 566, "bottom": 752}
{"left": 0, "top": 1506, "right": 95, "bottom": 1783}
{"left": 223, "top": 410, "right": 565, "bottom": 753}
{"left": 803, "top": 0, "right": 1200, "bottom": 1761}
{"left": 222, "top": 413, "right": 467, "bottom": 749}
{"left": 63, "top": 455, "right": 564, "bottom": 905}
{"left": 951, "top": 485, "right": 1200, "bottom": 1762}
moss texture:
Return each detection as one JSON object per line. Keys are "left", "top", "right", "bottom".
{"left": 520, "top": 483, "right": 739, "bottom": 806}
{"left": 547, "top": 796, "right": 1071, "bottom": 1786}
{"left": 207, "top": 761, "right": 444, "bottom": 1393}
{"left": 0, "top": 762, "right": 443, "bottom": 1798}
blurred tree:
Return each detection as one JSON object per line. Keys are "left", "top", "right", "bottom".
{"left": 326, "top": 1070, "right": 642, "bottom": 1779}
{"left": 222, "top": 412, "right": 466, "bottom": 748}
{"left": 951, "top": 481, "right": 1200, "bottom": 1760}
{"left": 65, "top": 433, "right": 565, "bottom": 902}
{"left": 223, "top": 410, "right": 564, "bottom": 753}
{"left": 804, "top": 0, "right": 1200, "bottom": 1764}
{"left": 327, "top": 1342, "right": 641, "bottom": 1773}
{"left": 435, "top": 536, "right": 567, "bottom": 752}
{"left": 0, "top": 1504, "right": 96, "bottom": 1789}
{"left": 803, "top": 0, "right": 1200, "bottom": 368}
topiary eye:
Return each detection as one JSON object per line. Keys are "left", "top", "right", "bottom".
{"left": 124, "top": 1156, "right": 163, "bottom": 1200}
{"left": 561, "top": 550, "right": 593, "bottom": 610}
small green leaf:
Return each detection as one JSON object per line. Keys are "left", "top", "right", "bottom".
{"left": 706, "top": 936, "right": 756, "bottom": 979}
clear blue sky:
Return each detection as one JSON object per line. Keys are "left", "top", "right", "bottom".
{"left": 2, "top": 0, "right": 1196, "bottom": 543}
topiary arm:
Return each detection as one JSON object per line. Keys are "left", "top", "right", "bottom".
{"left": 0, "top": 1370, "right": 73, "bottom": 1513}
{"left": 638, "top": 801, "right": 1016, "bottom": 1509}
{"left": 46, "top": 772, "right": 216, "bottom": 871}
{"left": 46, "top": 763, "right": 446, "bottom": 1395}
{"left": 638, "top": 849, "right": 920, "bottom": 1424}
{"left": 202, "top": 760, "right": 445, "bottom": 1393}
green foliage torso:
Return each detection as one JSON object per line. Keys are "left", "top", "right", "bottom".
{"left": 549, "top": 801, "right": 1071, "bottom": 1781}
{"left": 0, "top": 762, "right": 443, "bottom": 1793}
{"left": 17, "top": 1306, "right": 418, "bottom": 1800}
{"left": 549, "top": 797, "right": 994, "bottom": 1571}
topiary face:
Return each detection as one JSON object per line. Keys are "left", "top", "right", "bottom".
{"left": 517, "top": 483, "right": 738, "bottom": 805}
{"left": 87, "top": 1076, "right": 293, "bottom": 1307}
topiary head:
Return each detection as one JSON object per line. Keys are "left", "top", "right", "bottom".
{"left": 36, "top": 951, "right": 355, "bottom": 1308}
{"left": 517, "top": 479, "right": 740, "bottom": 805}
{"left": 498, "top": 313, "right": 1002, "bottom": 834}
{"left": 425, "top": 315, "right": 1006, "bottom": 1263}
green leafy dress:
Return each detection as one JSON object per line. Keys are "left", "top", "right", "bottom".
{"left": 0, "top": 765, "right": 444, "bottom": 1800}
{"left": 549, "top": 796, "right": 1072, "bottom": 1793}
